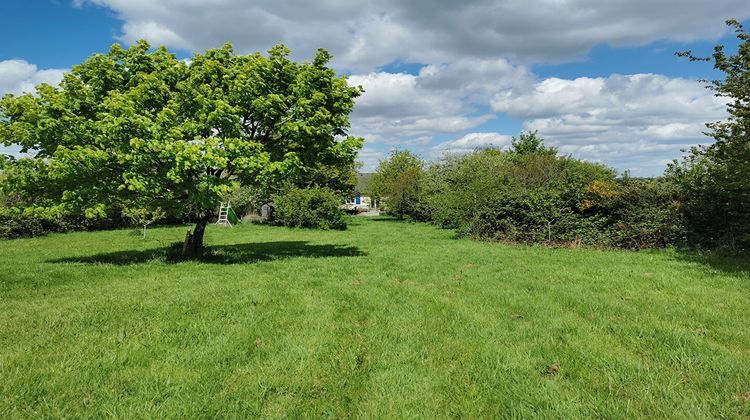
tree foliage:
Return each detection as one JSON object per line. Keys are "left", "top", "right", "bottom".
{"left": 0, "top": 41, "right": 363, "bottom": 253}
{"left": 669, "top": 19, "right": 750, "bottom": 249}
{"left": 509, "top": 130, "right": 557, "bottom": 157}
{"left": 366, "top": 150, "right": 424, "bottom": 219}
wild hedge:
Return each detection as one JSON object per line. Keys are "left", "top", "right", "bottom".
{"left": 391, "top": 137, "right": 687, "bottom": 249}
{"left": 272, "top": 186, "right": 347, "bottom": 230}
{"left": 0, "top": 207, "right": 125, "bottom": 239}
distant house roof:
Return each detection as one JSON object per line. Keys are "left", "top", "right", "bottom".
{"left": 355, "top": 172, "right": 373, "bottom": 194}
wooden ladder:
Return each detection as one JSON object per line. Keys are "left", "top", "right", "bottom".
{"left": 216, "top": 202, "right": 232, "bottom": 227}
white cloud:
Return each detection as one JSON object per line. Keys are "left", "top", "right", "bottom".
{"left": 491, "top": 73, "right": 728, "bottom": 174}
{"left": 348, "top": 58, "right": 531, "bottom": 143}
{"left": 120, "top": 20, "right": 191, "bottom": 49}
{"left": 357, "top": 147, "right": 387, "bottom": 172}
{"left": 75, "top": 0, "right": 750, "bottom": 70}
{"left": 347, "top": 68, "right": 729, "bottom": 175}
{"left": 348, "top": 62, "right": 728, "bottom": 176}
{"left": 0, "top": 60, "right": 66, "bottom": 97}
{"left": 5, "top": 0, "right": 740, "bottom": 177}
{"left": 432, "top": 132, "right": 514, "bottom": 156}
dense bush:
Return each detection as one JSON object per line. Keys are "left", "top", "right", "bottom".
{"left": 580, "top": 177, "right": 686, "bottom": 249}
{"left": 0, "top": 160, "right": 130, "bottom": 238}
{"left": 413, "top": 133, "right": 687, "bottom": 249}
{"left": 0, "top": 207, "right": 123, "bottom": 239}
{"left": 668, "top": 151, "right": 749, "bottom": 250}
{"left": 0, "top": 212, "right": 63, "bottom": 239}
{"left": 273, "top": 187, "right": 347, "bottom": 230}
{"left": 607, "top": 178, "right": 686, "bottom": 249}
{"left": 423, "top": 147, "right": 618, "bottom": 245}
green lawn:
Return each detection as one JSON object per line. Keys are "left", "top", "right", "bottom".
{"left": 1, "top": 217, "right": 749, "bottom": 418}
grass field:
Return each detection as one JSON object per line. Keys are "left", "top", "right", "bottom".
{"left": 1, "top": 217, "right": 749, "bottom": 418}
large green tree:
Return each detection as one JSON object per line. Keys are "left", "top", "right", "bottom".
{"left": 0, "top": 41, "right": 363, "bottom": 254}
{"left": 669, "top": 19, "right": 750, "bottom": 249}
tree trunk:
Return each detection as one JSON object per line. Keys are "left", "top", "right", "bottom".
{"left": 182, "top": 213, "right": 212, "bottom": 257}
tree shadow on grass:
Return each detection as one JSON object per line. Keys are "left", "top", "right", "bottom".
{"left": 48, "top": 241, "right": 366, "bottom": 265}
{"left": 670, "top": 250, "right": 750, "bottom": 276}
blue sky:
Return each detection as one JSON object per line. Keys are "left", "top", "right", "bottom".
{"left": 2, "top": 0, "right": 749, "bottom": 175}
{"left": 1, "top": 0, "right": 120, "bottom": 68}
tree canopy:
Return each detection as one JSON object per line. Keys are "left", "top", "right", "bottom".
{"left": 669, "top": 19, "right": 750, "bottom": 249}
{"left": 0, "top": 41, "right": 363, "bottom": 254}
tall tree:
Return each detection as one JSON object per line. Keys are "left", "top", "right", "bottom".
{"left": 0, "top": 41, "right": 363, "bottom": 254}
{"left": 366, "top": 150, "right": 424, "bottom": 219}
{"left": 509, "top": 130, "right": 557, "bottom": 157}
{"left": 669, "top": 19, "right": 750, "bottom": 249}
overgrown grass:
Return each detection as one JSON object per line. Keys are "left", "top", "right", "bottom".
{"left": 1, "top": 217, "right": 749, "bottom": 417}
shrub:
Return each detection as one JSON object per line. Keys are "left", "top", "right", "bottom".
{"left": 423, "top": 147, "right": 618, "bottom": 245}
{"left": 273, "top": 187, "right": 347, "bottom": 230}
{"left": 414, "top": 129, "right": 697, "bottom": 250}
{"left": 0, "top": 211, "right": 51, "bottom": 238}
{"left": 607, "top": 178, "right": 686, "bottom": 249}
{"left": 0, "top": 207, "right": 123, "bottom": 239}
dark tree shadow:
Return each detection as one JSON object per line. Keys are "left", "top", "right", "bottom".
{"left": 670, "top": 250, "right": 750, "bottom": 276}
{"left": 48, "top": 241, "right": 366, "bottom": 265}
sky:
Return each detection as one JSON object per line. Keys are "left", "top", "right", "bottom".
{"left": 2, "top": 1, "right": 749, "bottom": 176}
